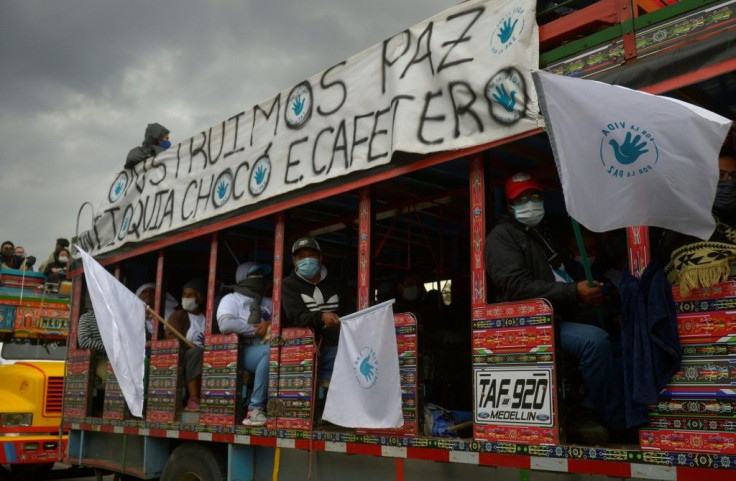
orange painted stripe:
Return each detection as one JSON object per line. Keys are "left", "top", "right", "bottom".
{"left": 212, "top": 433, "right": 234, "bottom": 443}
{"left": 347, "top": 443, "right": 382, "bottom": 456}
{"left": 678, "top": 466, "right": 736, "bottom": 481}
{"left": 568, "top": 459, "right": 630, "bottom": 477}
{"left": 178, "top": 430, "right": 198, "bottom": 440}
{"left": 250, "top": 436, "right": 277, "bottom": 447}
{"left": 406, "top": 447, "right": 449, "bottom": 462}
{"left": 396, "top": 458, "right": 405, "bottom": 481}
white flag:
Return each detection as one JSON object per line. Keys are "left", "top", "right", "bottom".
{"left": 322, "top": 299, "right": 403, "bottom": 428}
{"left": 77, "top": 246, "right": 146, "bottom": 417}
{"left": 533, "top": 70, "right": 732, "bottom": 240}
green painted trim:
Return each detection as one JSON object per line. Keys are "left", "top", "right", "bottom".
{"left": 0, "top": 295, "right": 69, "bottom": 304}
{"left": 540, "top": 0, "right": 724, "bottom": 65}
{"left": 541, "top": 25, "right": 624, "bottom": 64}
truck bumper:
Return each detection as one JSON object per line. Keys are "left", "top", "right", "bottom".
{"left": 0, "top": 434, "right": 67, "bottom": 465}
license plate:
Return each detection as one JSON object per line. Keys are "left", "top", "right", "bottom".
{"left": 475, "top": 367, "right": 553, "bottom": 427}
{"left": 39, "top": 317, "right": 69, "bottom": 330}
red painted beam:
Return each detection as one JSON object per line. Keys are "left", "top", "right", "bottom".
{"left": 641, "top": 56, "right": 736, "bottom": 96}
{"left": 568, "top": 459, "right": 631, "bottom": 477}
{"left": 539, "top": 0, "right": 621, "bottom": 47}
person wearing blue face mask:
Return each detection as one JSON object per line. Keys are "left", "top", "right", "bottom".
{"left": 282, "top": 237, "right": 347, "bottom": 395}
{"left": 485, "top": 172, "right": 625, "bottom": 445}
{"left": 124, "top": 122, "right": 171, "bottom": 169}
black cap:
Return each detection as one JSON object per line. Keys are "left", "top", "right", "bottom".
{"left": 292, "top": 237, "right": 321, "bottom": 255}
{"left": 183, "top": 278, "right": 207, "bottom": 299}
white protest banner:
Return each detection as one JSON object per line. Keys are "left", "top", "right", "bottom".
{"left": 77, "top": 246, "right": 147, "bottom": 417}
{"left": 533, "top": 70, "right": 732, "bottom": 240}
{"left": 79, "top": 0, "right": 541, "bottom": 255}
{"left": 322, "top": 299, "right": 403, "bottom": 428}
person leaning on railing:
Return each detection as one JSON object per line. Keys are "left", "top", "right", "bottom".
{"left": 43, "top": 247, "right": 70, "bottom": 285}
{"left": 37, "top": 237, "right": 69, "bottom": 274}
{"left": 165, "top": 278, "right": 207, "bottom": 412}
{"left": 125, "top": 122, "right": 171, "bottom": 169}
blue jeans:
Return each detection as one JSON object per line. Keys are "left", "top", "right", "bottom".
{"left": 243, "top": 344, "right": 270, "bottom": 411}
{"left": 559, "top": 321, "right": 624, "bottom": 429}
{"left": 318, "top": 345, "right": 338, "bottom": 383}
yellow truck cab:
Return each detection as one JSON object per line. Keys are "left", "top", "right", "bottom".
{"left": 0, "top": 268, "right": 69, "bottom": 474}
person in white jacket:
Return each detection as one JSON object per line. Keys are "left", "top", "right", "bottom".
{"left": 216, "top": 262, "right": 272, "bottom": 426}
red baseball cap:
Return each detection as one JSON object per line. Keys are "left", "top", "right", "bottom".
{"left": 505, "top": 173, "right": 542, "bottom": 201}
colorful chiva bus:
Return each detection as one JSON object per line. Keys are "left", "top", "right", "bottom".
{"left": 0, "top": 268, "right": 69, "bottom": 476}
{"left": 63, "top": 0, "right": 736, "bottom": 479}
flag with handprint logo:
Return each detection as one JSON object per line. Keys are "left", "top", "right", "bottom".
{"left": 533, "top": 70, "right": 732, "bottom": 240}
{"left": 323, "top": 299, "right": 403, "bottom": 428}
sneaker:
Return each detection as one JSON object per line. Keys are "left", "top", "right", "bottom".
{"left": 184, "top": 397, "right": 200, "bottom": 412}
{"left": 242, "top": 408, "right": 267, "bottom": 427}
{"left": 566, "top": 408, "right": 609, "bottom": 445}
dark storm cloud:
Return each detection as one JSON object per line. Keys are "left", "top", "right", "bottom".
{"left": 0, "top": 0, "right": 453, "bottom": 260}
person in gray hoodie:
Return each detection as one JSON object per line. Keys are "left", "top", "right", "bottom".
{"left": 125, "top": 122, "right": 171, "bottom": 169}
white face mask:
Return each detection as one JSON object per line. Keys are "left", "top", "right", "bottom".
{"left": 58, "top": 256, "right": 69, "bottom": 263}
{"left": 182, "top": 297, "right": 199, "bottom": 312}
{"left": 513, "top": 200, "right": 545, "bottom": 227}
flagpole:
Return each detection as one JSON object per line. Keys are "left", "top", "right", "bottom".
{"left": 570, "top": 218, "right": 605, "bottom": 328}
{"left": 146, "top": 306, "right": 196, "bottom": 349}
{"left": 570, "top": 217, "right": 595, "bottom": 287}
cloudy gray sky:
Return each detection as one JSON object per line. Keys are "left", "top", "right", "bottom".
{"left": 0, "top": 0, "right": 453, "bottom": 264}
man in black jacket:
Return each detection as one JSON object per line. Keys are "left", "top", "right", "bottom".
{"left": 125, "top": 123, "right": 171, "bottom": 169}
{"left": 485, "top": 172, "right": 624, "bottom": 445}
{"left": 282, "top": 237, "right": 346, "bottom": 386}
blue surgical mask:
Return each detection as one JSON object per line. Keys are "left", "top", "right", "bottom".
{"left": 714, "top": 180, "right": 736, "bottom": 211}
{"left": 513, "top": 200, "right": 545, "bottom": 227}
{"left": 160, "top": 140, "right": 171, "bottom": 149}
{"left": 297, "top": 258, "right": 320, "bottom": 279}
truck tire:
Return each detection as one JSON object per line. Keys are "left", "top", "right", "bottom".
{"left": 160, "top": 443, "right": 227, "bottom": 481}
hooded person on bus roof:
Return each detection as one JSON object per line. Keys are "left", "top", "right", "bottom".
{"left": 125, "top": 122, "right": 171, "bottom": 169}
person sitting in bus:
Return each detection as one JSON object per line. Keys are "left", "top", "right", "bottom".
{"left": 394, "top": 272, "right": 426, "bottom": 313}
{"left": 38, "top": 237, "right": 69, "bottom": 274}
{"left": 1, "top": 242, "right": 35, "bottom": 271}
{"left": 78, "top": 305, "right": 108, "bottom": 380}
{"left": 485, "top": 172, "right": 624, "bottom": 445}
{"left": 77, "top": 292, "right": 109, "bottom": 416}
{"left": 44, "top": 247, "right": 70, "bottom": 284}
{"left": 216, "top": 262, "right": 273, "bottom": 427}
{"left": 660, "top": 146, "right": 736, "bottom": 295}
{"left": 136, "top": 282, "right": 179, "bottom": 347}
{"left": 125, "top": 122, "right": 171, "bottom": 169}
{"left": 165, "top": 278, "right": 207, "bottom": 412}
{"left": 1, "top": 241, "right": 20, "bottom": 269}
{"left": 13, "top": 245, "right": 36, "bottom": 271}
{"left": 282, "top": 237, "right": 347, "bottom": 389}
